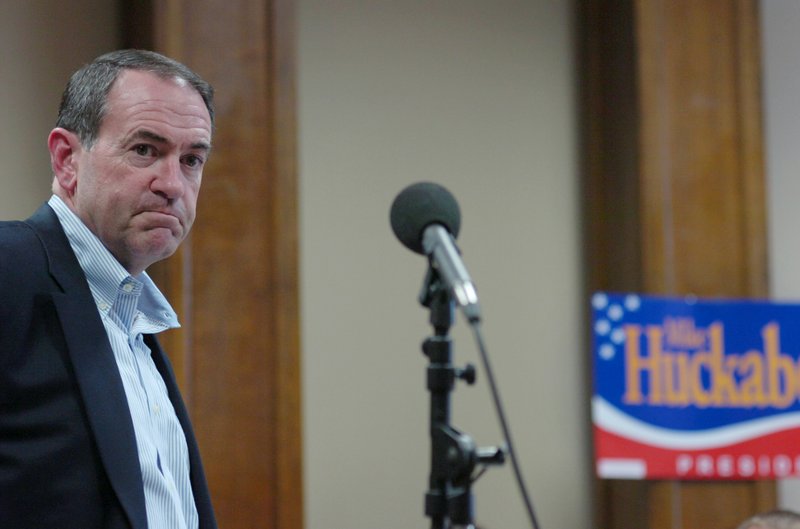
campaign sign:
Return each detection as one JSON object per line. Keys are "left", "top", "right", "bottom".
{"left": 592, "top": 292, "right": 800, "bottom": 480}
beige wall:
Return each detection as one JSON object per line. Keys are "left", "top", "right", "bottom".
{"left": 297, "top": 2, "right": 587, "bottom": 528}
{"left": 0, "top": 1, "right": 119, "bottom": 220}
{"left": 762, "top": 0, "right": 800, "bottom": 508}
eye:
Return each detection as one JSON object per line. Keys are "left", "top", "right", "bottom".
{"left": 182, "top": 154, "right": 205, "bottom": 169}
{"left": 133, "top": 144, "right": 156, "bottom": 157}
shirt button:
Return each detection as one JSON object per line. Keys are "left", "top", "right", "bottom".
{"left": 122, "top": 283, "right": 134, "bottom": 293}
{"left": 153, "top": 403, "right": 160, "bottom": 414}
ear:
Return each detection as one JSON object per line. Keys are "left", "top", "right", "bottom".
{"left": 48, "top": 127, "right": 83, "bottom": 196}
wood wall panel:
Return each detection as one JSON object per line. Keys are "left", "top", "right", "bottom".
{"left": 122, "top": 1, "right": 302, "bottom": 528}
{"left": 636, "top": 0, "right": 768, "bottom": 298}
{"left": 582, "top": 1, "right": 773, "bottom": 528}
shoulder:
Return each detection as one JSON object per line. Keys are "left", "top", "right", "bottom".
{"left": 0, "top": 219, "right": 40, "bottom": 247}
{"left": 0, "top": 219, "right": 46, "bottom": 263}
{"left": 0, "top": 219, "right": 52, "bottom": 292}
{"left": 0, "top": 203, "right": 70, "bottom": 269}
{"left": 0, "top": 220, "right": 52, "bottom": 351}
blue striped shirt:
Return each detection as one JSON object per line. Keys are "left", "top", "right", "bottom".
{"left": 48, "top": 195, "right": 199, "bottom": 529}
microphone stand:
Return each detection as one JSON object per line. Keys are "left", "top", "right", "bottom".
{"left": 419, "top": 267, "right": 505, "bottom": 529}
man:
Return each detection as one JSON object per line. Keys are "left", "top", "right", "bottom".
{"left": 738, "top": 510, "right": 800, "bottom": 529}
{"left": 0, "top": 50, "right": 217, "bottom": 529}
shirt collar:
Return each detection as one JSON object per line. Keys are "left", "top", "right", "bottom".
{"left": 48, "top": 195, "right": 180, "bottom": 330}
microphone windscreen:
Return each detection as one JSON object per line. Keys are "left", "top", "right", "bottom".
{"left": 390, "top": 182, "right": 461, "bottom": 254}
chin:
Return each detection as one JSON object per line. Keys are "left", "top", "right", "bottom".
{"left": 137, "top": 236, "right": 181, "bottom": 266}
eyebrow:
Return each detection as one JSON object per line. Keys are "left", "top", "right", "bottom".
{"left": 125, "top": 129, "right": 212, "bottom": 153}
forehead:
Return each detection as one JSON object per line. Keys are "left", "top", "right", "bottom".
{"left": 102, "top": 69, "right": 212, "bottom": 144}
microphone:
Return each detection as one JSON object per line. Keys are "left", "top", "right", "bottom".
{"left": 390, "top": 182, "right": 481, "bottom": 323}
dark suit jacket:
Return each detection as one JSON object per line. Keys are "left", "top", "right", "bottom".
{"left": 0, "top": 203, "right": 217, "bottom": 529}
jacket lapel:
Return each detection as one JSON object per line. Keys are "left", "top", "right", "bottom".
{"left": 27, "top": 204, "right": 148, "bottom": 529}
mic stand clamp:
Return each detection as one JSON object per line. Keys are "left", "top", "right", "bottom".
{"left": 419, "top": 268, "right": 505, "bottom": 529}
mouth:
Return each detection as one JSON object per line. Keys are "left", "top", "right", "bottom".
{"left": 138, "top": 210, "right": 183, "bottom": 233}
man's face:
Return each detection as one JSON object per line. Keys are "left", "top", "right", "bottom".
{"left": 70, "top": 69, "right": 212, "bottom": 275}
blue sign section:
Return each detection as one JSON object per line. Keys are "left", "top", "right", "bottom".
{"left": 592, "top": 292, "right": 800, "bottom": 431}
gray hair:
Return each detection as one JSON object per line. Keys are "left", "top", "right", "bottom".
{"left": 738, "top": 510, "right": 800, "bottom": 529}
{"left": 55, "top": 49, "right": 215, "bottom": 148}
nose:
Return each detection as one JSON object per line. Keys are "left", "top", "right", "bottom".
{"left": 151, "top": 156, "right": 185, "bottom": 201}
